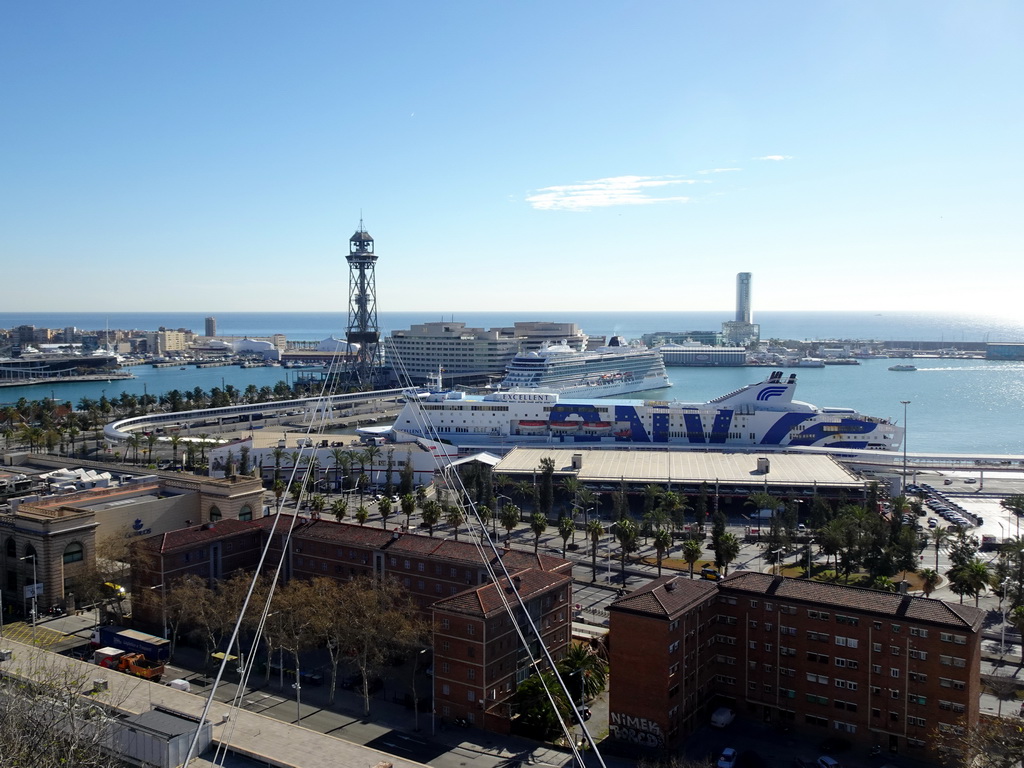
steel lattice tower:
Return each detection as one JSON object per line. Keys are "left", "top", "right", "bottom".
{"left": 343, "top": 220, "right": 385, "bottom": 389}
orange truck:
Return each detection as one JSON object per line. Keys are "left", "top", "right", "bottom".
{"left": 94, "top": 647, "right": 165, "bottom": 681}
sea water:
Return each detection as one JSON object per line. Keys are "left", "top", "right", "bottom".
{"left": 2, "top": 311, "right": 1023, "bottom": 455}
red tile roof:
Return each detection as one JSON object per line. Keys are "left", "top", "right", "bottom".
{"left": 720, "top": 572, "right": 985, "bottom": 630}
{"left": 610, "top": 575, "right": 718, "bottom": 617}
{"left": 432, "top": 569, "right": 571, "bottom": 617}
{"left": 145, "top": 519, "right": 261, "bottom": 554}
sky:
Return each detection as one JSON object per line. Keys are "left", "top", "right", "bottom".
{"left": 2, "top": 2, "right": 1021, "bottom": 315}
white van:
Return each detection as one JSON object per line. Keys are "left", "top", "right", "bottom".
{"left": 166, "top": 679, "right": 191, "bottom": 692}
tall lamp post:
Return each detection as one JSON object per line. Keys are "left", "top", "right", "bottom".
{"left": 900, "top": 400, "right": 911, "bottom": 495}
{"left": 20, "top": 554, "right": 38, "bottom": 646}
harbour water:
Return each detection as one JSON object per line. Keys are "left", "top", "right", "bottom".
{"left": 3, "top": 311, "right": 1023, "bottom": 455}
{"left": 2, "top": 358, "right": 1022, "bottom": 457}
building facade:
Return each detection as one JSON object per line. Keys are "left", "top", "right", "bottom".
{"left": 609, "top": 572, "right": 983, "bottom": 758}
{"left": 432, "top": 569, "right": 573, "bottom": 733}
{"left": 134, "top": 517, "right": 574, "bottom": 733}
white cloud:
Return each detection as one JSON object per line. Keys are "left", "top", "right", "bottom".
{"left": 755, "top": 155, "right": 793, "bottom": 161}
{"left": 697, "top": 167, "right": 742, "bottom": 175}
{"left": 526, "top": 175, "right": 696, "bottom": 210}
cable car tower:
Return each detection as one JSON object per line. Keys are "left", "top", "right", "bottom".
{"left": 342, "top": 219, "right": 385, "bottom": 389}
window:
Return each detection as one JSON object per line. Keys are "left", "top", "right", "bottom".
{"left": 466, "top": 624, "right": 475, "bottom": 636}
{"left": 910, "top": 627, "right": 928, "bottom": 638}
{"left": 209, "top": 505, "right": 222, "bottom": 521}
{"left": 909, "top": 650, "right": 928, "bottom": 660}
{"left": 891, "top": 668, "right": 900, "bottom": 678}
{"left": 908, "top": 716, "right": 926, "bottom": 727}
{"left": 909, "top": 672, "right": 927, "bottom": 683}
{"left": 239, "top": 504, "right": 252, "bottom": 521}
{"left": 669, "top": 640, "right": 681, "bottom": 653}
{"left": 62, "top": 542, "right": 84, "bottom": 564}
{"left": 873, "top": 643, "right": 882, "bottom": 653}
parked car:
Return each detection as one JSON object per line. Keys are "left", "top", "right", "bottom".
{"left": 711, "top": 706, "right": 735, "bottom": 727}
{"left": 718, "top": 748, "right": 738, "bottom": 768}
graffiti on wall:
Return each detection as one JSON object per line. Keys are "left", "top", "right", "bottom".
{"left": 609, "top": 712, "right": 664, "bottom": 747}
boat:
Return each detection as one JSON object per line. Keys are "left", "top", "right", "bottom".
{"left": 389, "top": 370, "right": 903, "bottom": 451}
{"left": 787, "top": 357, "right": 825, "bottom": 368}
{"left": 888, "top": 364, "right": 917, "bottom": 372}
{"left": 499, "top": 335, "right": 670, "bottom": 397}
{"left": 823, "top": 358, "right": 860, "bottom": 366}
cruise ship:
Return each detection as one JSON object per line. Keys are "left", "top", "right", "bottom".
{"left": 390, "top": 371, "right": 903, "bottom": 451}
{"left": 498, "top": 336, "right": 670, "bottom": 397}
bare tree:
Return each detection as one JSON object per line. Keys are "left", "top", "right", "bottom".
{"left": 0, "top": 655, "right": 124, "bottom": 767}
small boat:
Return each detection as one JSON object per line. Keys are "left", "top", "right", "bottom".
{"left": 549, "top": 421, "right": 580, "bottom": 433}
{"left": 179, "top": 367, "right": 187, "bottom": 370}
{"left": 888, "top": 364, "right": 917, "bottom": 372}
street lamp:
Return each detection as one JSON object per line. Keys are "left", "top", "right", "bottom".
{"left": 1002, "top": 578, "right": 1012, "bottom": 656}
{"left": 900, "top": 400, "right": 911, "bottom": 495}
{"left": 20, "top": 554, "right": 38, "bottom": 645}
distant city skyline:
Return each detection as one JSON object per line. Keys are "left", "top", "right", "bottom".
{"left": 2, "top": 2, "right": 1021, "bottom": 315}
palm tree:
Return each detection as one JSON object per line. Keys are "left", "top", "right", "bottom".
{"left": 126, "top": 433, "right": 141, "bottom": 465}
{"left": 715, "top": 532, "right": 741, "bottom": 575}
{"left": 445, "top": 505, "right": 465, "bottom": 540}
{"left": 421, "top": 500, "right": 442, "bottom": 537}
{"left": 329, "top": 447, "right": 349, "bottom": 492}
{"left": 499, "top": 504, "right": 521, "bottom": 542}
{"left": 529, "top": 513, "right": 548, "bottom": 553}
{"left": 919, "top": 568, "right": 940, "bottom": 596}
{"left": 331, "top": 498, "right": 348, "bottom": 522}
{"left": 477, "top": 504, "right": 493, "bottom": 539}
{"left": 309, "top": 494, "right": 327, "bottom": 520}
{"left": 169, "top": 434, "right": 183, "bottom": 468}
{"left": 557, "top": 517, "right": 575, "bottom": 556}
{"left": 682, "top": 539, "right": 703, "bottom": 579}
{"left": 400, "top": 493, "right": 417, "bottom": 530}
{"left": 614, "top": 518, "right": 639, "bottom": 584}
{"left": 557, "top": 642, "right": 608, "bottom": 704}
{"left": 587, "top": 519, "right": 605, "bottom": 581}
{"left": 653, "top": 528, "right": 672, "bottom": 576}
{"left": 362, "top": 444, "right": 382, "bottom": 489}
{"left": 378, "top": 496, "right": 393, "bottom": 529}
{"left": 354, "top": 505, "right": 370, "bottom": 526}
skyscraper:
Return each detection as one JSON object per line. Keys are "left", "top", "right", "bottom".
{"left": 205, "top": 316, "right": 217, "bottom": 337}
{"left": 735, "top": 272, "right": 752, "bottom": 324}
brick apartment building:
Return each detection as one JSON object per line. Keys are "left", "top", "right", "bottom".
{"left": 432, "top": 568, "right": 573, "bottom": 732}
{"left": 609, "top": 572, "right": 983, "bottom": 758}
{"left": 134, "top": 517, "right": 573, "bottom": 731}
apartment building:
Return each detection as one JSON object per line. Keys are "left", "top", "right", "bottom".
{"left": 609, "top": 572, "right": 983, "bottom": 758}
{"left": 134, "top": 517, "right": 574, "bottom": 732}
{"left": 432, "top": 568, "right": 573, "bottom": 733}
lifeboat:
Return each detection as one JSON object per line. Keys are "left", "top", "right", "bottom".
{"left": 516, "top": 420, "right": 548, "bottom": 435}
{"left": 581, "top": 421, "right": 612, "bottom": 435}
{"left": 549, "top": 421, "right": 580, "bottom": 433}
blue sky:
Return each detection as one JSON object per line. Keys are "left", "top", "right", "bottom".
{"left": 2, "top": 2, "right": 1021, "bottom": 314}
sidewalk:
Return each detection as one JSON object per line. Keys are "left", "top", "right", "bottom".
{"left": 10, "top": 610, "right": 630, "bottom": 768}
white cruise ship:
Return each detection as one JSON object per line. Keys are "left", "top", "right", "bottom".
{"left": 499, "top": 336, "right": 670, "bottom": 398}
{"left": 390, "top": 370, "right": 903, "bottom": 451}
